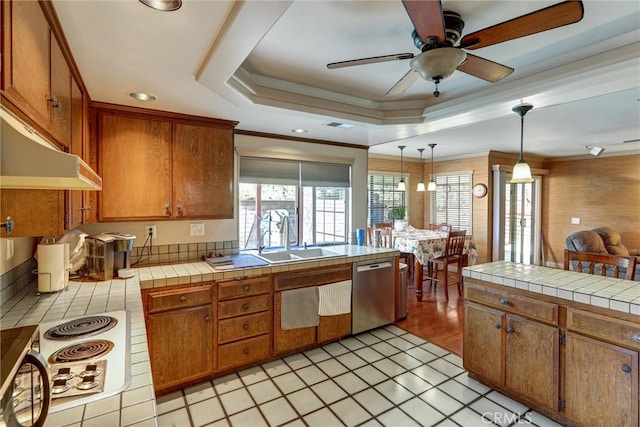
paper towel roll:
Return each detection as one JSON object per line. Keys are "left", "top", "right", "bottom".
{"left": 38, "top": 243, "right": 69, "bottom": 293}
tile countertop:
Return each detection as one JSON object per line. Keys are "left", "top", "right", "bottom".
{"left": 137, "top": 245, "right": 399, "bottom": 289}
{"left": 463, "top": 261, "right": 640, "bottom": 316}
{"left": 0, "top": 245, "right": 396, "bottom": 426}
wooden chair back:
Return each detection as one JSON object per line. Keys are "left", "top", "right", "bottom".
{"left": 445, "top": 230, "right": 467, "bottom": 258}
{"left": 429, "top": 224, "right": 451, "bottom": 232}
{"left": 563, "top": 249, "right": 637, "bottom": 280}
{"left": 366, "top": 227, "right": 374, "bottom": 245}
{"left": 378, "top": 227, "right": 394, "bottom": 248}
{"left": 374, "top": 222, "right": 393, "bottom": 229}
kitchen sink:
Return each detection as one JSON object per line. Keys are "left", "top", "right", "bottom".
{"left": 254, "top": 247, "right": 343, "bottom": 264}
{"left": 289, "top": 248, "right": 340, "bottom": 258}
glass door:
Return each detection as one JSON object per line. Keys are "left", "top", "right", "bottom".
{"left": 492, "top": 166, "right": 544, "bottom": 265}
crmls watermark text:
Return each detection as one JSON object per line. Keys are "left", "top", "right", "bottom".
{"left": 482, "top": 412, "right": 533, "bottom": 424}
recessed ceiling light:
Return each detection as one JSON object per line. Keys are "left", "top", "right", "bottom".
{"left": 129, "top": 92, "right": 157, "bottom": 101}
{"left": 138, "top": 0, "right": 182, "bottom": 11}
{"left": 291, "top": 128, "right": 308, "bottom": 134}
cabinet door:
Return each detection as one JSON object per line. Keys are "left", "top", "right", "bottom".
{"left": 564, "top": 332, "right": 638, "bottom": 427}
{"left": 463, "top": 302, "right": 504, "bottom": 386}
{"left": 274, "top": 291, "right": 316, "bottom": 355}
{"left": 66, "top": 77, "right": 86, "bottom": 229}
{"left": 148, "top": 305, "right": 213, "bottom": 393}
{"left": 504, "top": 314, "right": 559, "bottom": 413}
{"left": 1, "top": 190, "right": 63, "bottom": 237}
{"left": 173, "top": 123, "right": 234, "bottom": 218}
{"left": 98, "top": 112, "right": 172, "bottom": 220}
{"left": 49, "top": 35, "right": 71, "bottom": 147}
{"left": 317, "top": 314, "right": 351, "bottom": 344}
{"left": 3, "top": 0, "right": 50, "bottom": 125}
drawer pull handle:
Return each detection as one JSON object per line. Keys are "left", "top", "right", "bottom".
{"left": 204, "top": 315, "right": 211, "bottom": 321}
{"left": 243, "top": 348, "right": 250, "bottom": 355}
{"left": 506, "top": 327, "right": 515, "bottom": 334}
{"left": 243, "top": 285, "right": 250, "bottom": 292}
{"left": 494, "top": 323, "right": 502, "bottom": 329}
{"left": 243, "top": 303, "right": 250, "bottom": 310}
{"left": 243, "top": 324, "right": 249, "bottom": 331}
{"left": 633, "top": 335, "right": 640, "bottom": 343}
{"left": 180, "top": 296, "right": 187, "bottom": 302}
{"left": 621, "top": 364, "right": 632, "bottom": 374}
{"left": 499, "top": 298, "right": 508, "bottom": 306}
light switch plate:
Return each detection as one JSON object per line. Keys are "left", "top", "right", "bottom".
{"left": 190, "top": 223, "right": 205, "bottom": 236}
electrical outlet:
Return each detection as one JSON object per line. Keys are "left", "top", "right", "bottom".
{"left": 190, "top": 223, "right": 205, "bottom": 236}
{"left": 146, "top": 225, "right": 157, "bottom": 239}
{"left": 571, "top": 217, "right": 581, "bottom": 225}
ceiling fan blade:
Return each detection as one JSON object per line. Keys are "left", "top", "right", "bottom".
{"left": 385, "top": 69, "right": 419, "bottom": 96}
{"left": 402, "top": 0, "right": 446, "bottom": 45}
{"left": 460, "top": 1, "right": 584, "bottom": 50}
{"left": 327, "top": 53, "right": 414, "bottom": 69}
{"left": 457, "top": 53, "right": 514, "bottom": 83}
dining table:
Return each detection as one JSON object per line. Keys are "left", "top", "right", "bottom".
{"left": 393, "top": 227, "right": 478, "bottom": 301}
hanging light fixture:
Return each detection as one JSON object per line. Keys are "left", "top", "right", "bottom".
{"left": 397, "top": 145, "right": 406, "bottom": 191}
{"left": 511, "top": 103, "right": 534, "bottom": 183}
{"left": 416, "top": 148, "right": 426, "bottom": 192}
{"left": 427, "top": 143, "right": 437, "bottom": 191}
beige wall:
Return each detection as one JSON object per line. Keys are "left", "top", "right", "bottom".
{"left": 0, "top": 237, "right": 35, "bottom": 275}
{"left": 542, "top": 154, "right": 640, "bottom": 266}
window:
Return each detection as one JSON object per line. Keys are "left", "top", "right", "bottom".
{"left": 367, "top": 173, "right": 407, "bottom": 226}
{"left": 431, "top": 172, "right": 472, "bottom": 232}
{"left": 239, "top": 157, "right": 350, "bottom": 250}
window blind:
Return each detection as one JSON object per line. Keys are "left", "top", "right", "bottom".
{"left": 433, "top": 173, "right": 472, "bottom": 232}
{"left": 239, "top": 157, "right": 351, "bottom": 187}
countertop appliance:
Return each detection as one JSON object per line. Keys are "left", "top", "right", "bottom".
{"left": 36, "top": 238, "right": 69, "bottom": 294}
{"left": 1, "top": 325, "right": 51, "bottom": 427}
{"left": 85, "top": 233, "right": 136, "bottom": 280}
{"left": 352, "top": 258, "right": 396, "bottom": 334}
{"left": 38, "top": 310, "right": 131, "bottom": 413}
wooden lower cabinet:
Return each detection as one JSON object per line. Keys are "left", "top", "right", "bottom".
{"left": 215, "top": 276, "right": 273, "bottom": 372}
{"left": 274, "top": 291, "right": 316, "bottom": 354}
{"left": 563, "top": 332, "right": 638, "bottom": 426}
{"left": 464, "top": 278, "right": 640, "bottom": 426}
{"left": 144, "top": 283, "right": 214, "bottom": 394}
{"left": 464, "top": 302, "right": 559, "bottom": 413}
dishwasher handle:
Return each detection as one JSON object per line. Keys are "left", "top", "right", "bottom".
{"left": 356, "top": 261, "right": 392, "bottom": 272}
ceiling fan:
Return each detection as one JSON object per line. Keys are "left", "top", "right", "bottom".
{"left": 327, "top": 0, "right": 584, "bottom": 97}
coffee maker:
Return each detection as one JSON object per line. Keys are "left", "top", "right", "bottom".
{"left": 85, "top": 232, "right": 136, "bottom": 280}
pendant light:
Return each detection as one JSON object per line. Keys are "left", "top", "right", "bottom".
{"left": 397, "top": 145, "right": 406, "bottom": 191}
{"left": 416, "top": 148, "right": 426, "bottom": 192}
{"left": 427, "top": 143, "right": 437, "bottom": 191}
{"left": 511, "top": 103, "right": 534, "bottom": 183}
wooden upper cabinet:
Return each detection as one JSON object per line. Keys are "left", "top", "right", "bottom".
{"left": 173, "top": 122, "right": 234, "bottom": 219}
{"left": 49, "top": 33, "right": 72, "bottom": 147}
{"left": 98, "top": 112, "right": 173, "bottom": 221}
{"left": 1, "top": 190, "right": 64, "bottom": 238}
{"left": 95, "top": 106, "right": 236, "bottom": 221}
{"left": 66, "top": 77, "right": 87, "bottom": 230}
{"left": 2, "top": 0, "right": 51, "bottom": 125}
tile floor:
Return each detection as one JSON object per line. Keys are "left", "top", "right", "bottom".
{"left": 155, "top": 325, "right": 561, "bottom": 427}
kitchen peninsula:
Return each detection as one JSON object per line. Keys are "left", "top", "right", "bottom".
{"left": 0, "top": 245, "right": 398, "bottom": 426}
{"left": 462, "top": 261, "right": 640, "bottom": 427}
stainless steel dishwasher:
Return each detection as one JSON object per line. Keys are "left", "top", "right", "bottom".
{"left": 352, "top": 257, "right": 396, "bottom": 334}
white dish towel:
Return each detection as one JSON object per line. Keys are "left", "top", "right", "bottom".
{"left": 318, "top": 280, "right": 352, "bottom": 316}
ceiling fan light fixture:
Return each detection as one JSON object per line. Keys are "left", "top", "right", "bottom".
{"left": 138, "top": 0, "right": 182, "bottom": 11}
{"left": 410, "top": 48, "right": 467, "bottom": 81}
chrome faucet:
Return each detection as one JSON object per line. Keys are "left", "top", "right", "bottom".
{"left": 258, "top": 229, "right": 269, "bottom": 253}
{"left": 282, "top": 215, "right": 291, "bottom": 251}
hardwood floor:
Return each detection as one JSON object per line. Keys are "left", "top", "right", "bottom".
{"left": 394, "top": 278, "right": 464, "bottom": 357}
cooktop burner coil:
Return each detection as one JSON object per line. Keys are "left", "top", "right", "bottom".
{"left": 44, "top": 316, "right": 118, "bottom": 340}
{"left": 49, "top": 340, "right": 114, "bottom": 364}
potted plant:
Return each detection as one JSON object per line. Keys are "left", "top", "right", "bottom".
{"left": 388, "top": 205, "right": 407, "bottom": 231}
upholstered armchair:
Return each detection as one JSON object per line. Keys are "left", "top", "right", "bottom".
{"left": 566, "top": 227, "right": 639, "bottom": 280}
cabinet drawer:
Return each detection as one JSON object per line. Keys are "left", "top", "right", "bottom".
{"left": 218, "top": 294, "right": 271, "bottom": 319}
{"left": 567, "top": 308, "right": 640, "bottom": 351}
{"left": 217, "top": 334, "right": 271, "bottom": 370}
{"left": 465, "top": 283, "right": 558, "bottom": 325}
{"left": 217, "top": 276, "right": 271, "bottom": 300}
{"left": 218, "top": 311, "right": 272, "bottom": 344}
{"left": 147, "top": 284, "right": 212, "bottom": 313}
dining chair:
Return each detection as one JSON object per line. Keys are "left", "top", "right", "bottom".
{"left": 374, "top": 222, "right": 393, "bottom": 229}
{"left": 429, "top": 224, "right": 451, "bottom": 232}
{"left": 563, "top": 249, "right": 637, "bottom": 280}
{"left": 424, "top": 229, "right": 467, "bottom": 300}
{"left": 374, "top": 223, "right": 413, "bottom": 280}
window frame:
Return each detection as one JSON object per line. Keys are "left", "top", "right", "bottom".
{"left": 430, "top": 170, "right": 473, "bottom": 233}
{"left": 367, "top": 171, "right": 410, "bottom": 226}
